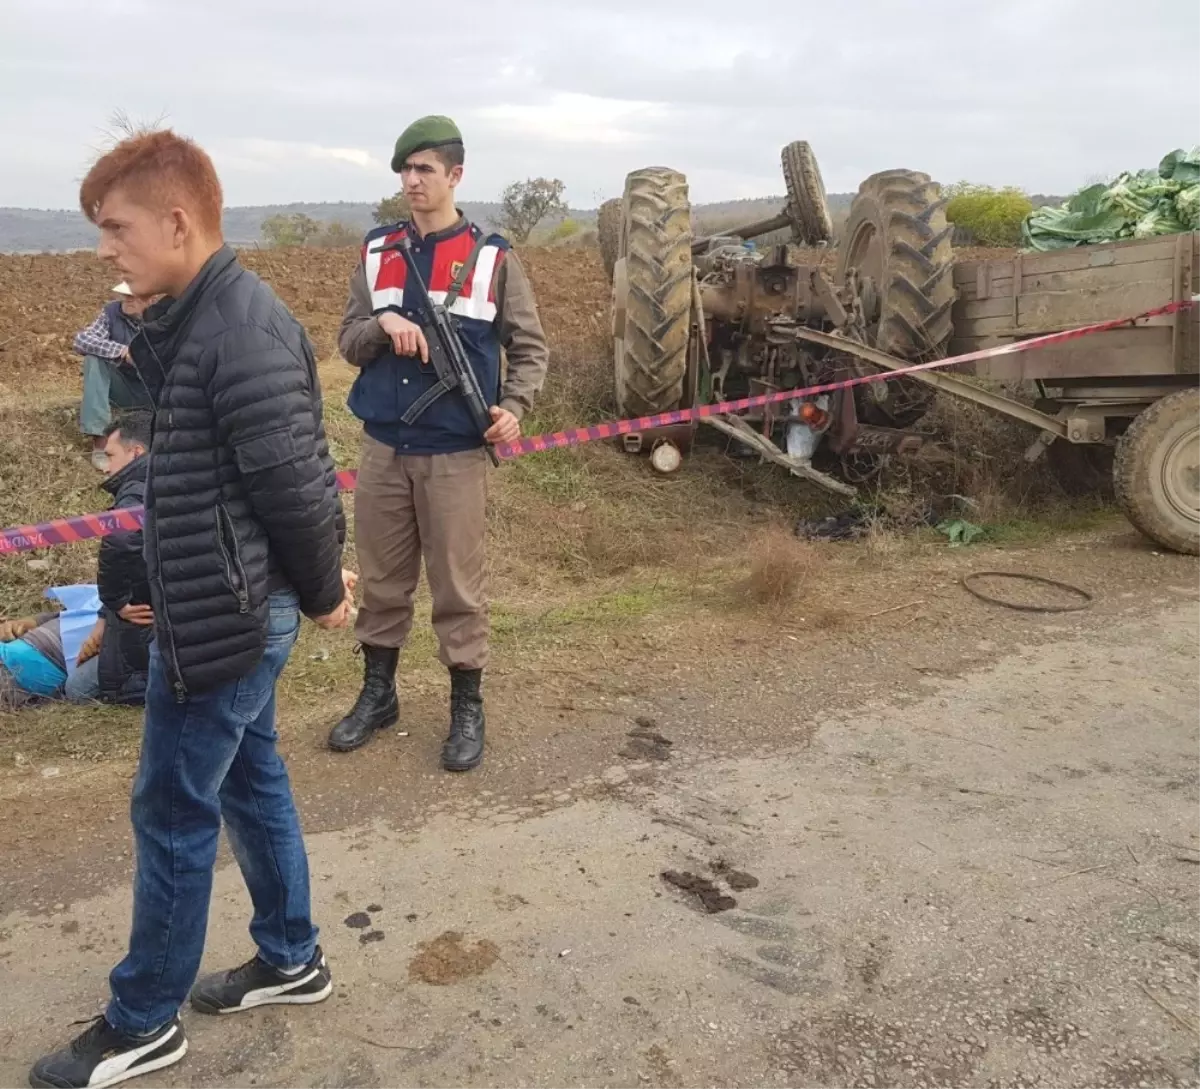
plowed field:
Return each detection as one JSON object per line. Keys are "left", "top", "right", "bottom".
{"left": 0, "top": 245, "right": 611, "bottom": 388}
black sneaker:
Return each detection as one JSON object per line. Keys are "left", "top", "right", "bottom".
{"left": 189, "top": 945, "right": 332, "bottom": 1015}
{"left": 29, "top": 1014, "right": 187, "bottom": 1089}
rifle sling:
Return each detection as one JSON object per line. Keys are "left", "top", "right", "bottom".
{"left": 401, "top": 372, "right": 456, "bottom": 424}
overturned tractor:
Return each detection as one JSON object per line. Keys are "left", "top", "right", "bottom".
{"left": 598, "top": 143, "right": 955, "bottom": 493}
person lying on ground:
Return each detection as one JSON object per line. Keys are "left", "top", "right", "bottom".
{"left": 73, "top": 281, "right": 157, "bottom": 471}
{"left": 0, "top": 412, "right": 154, "bottom": 710}
{"left": 0, "top": 597, "right": 106, "bottom": 708}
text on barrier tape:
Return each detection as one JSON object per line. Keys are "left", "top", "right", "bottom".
{"left": 0, "top": 298, "right": 1192, "bottom": 556}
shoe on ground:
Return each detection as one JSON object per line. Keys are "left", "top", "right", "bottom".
{"left": 29, "top": 1014, "right": 186, "bottom": 1089}
{"left": 443, "top": 666, "right": 485, "bottom": 772}
{"left": 328, "top": 645, "right": 399, "bottom": 752}
{"left": 189, "top": 945, "right": 332, "bottom": 1015}
{"left": 90, "top": 449, "right": 109, "bottom": 472}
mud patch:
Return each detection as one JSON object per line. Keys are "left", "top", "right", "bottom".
{"left": 711, "top": 859, "right": 760, "bottom": 890}
{"left": 621, "top": 718, "right": 673, "bottom": 762}
{"left": 359, "top": 929, "right": 385, "bottom": 945}
{"left": 408, "top": 930, "right": 500, "bottom": 985}
{"left": 344, "top": 911, "right": 372, "bottom": 929}
{"left": 661, "top": 870, "right": 736, "bottom": 913}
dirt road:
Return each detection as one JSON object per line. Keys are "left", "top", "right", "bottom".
{"left": 0, "top": 576, "right": 1197, "bottom": 1087}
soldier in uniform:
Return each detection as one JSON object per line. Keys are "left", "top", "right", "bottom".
{"left": 330, "top": 116, "right": 549, "bottom": 771}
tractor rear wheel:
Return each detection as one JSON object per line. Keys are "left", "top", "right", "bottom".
{"left": 781, "top": 141, "right": 833, "bottom": 246}
{"left": 837, "top": 169, "right": 955, "bottom": 427}
{"left": 597, "top": 197, "right": 622, "bottom": 283}
{"left": 613, "top": 167, "right": 694, "bottom": 418}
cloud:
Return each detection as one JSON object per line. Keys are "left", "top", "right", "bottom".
{"left": 474, "top": 93, "right": 670, "bottom": 146}
{"left": 0, "top": 0, "right": 1197, "bottom": 209}
{"left": 214, "top": 139, "right": 382, "bottom": 172}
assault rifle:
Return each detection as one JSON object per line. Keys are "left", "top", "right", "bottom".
{"left": 369, "top": 235, "right": 500, "bottom": 466}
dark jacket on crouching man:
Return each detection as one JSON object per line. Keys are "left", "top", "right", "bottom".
{"left": 96, "top": 453, "right": 153, "bottom": 703}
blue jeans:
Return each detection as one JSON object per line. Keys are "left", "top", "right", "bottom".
{"left": 62, "top": 655, "right": 100, "bottom": 702}
{"left": 105, "top": 589, "right": 317, "bottom": 1036}
{"left": 80, "top": 355, "right": 152, "bottom": 437}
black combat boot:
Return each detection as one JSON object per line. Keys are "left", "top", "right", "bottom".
{"left": 328, "top": 645, "right": 399, "bottom": 752}
{"left": 442, "top": 668, "right": 485, "bottom": 772}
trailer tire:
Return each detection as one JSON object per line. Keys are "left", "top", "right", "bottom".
{"left": 837, "top": 169, "right": 955, "bottom": 427}
{"left": 781, "top": 141, "right": 833, "bottom": 246}
{"left": 614, "top": 167, "right": 693, "bottom": 417}
{"left": 1113, "top": 387, "right": 1200, "bottom": 555}
{"left": 597, "top": 197, "right": 622, "bottom": 283}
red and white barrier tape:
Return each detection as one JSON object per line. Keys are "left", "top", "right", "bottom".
{"left": 1, "top": 298, "right": 1193, "bottom": 555}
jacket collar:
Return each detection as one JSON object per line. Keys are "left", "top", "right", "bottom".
{"left": 101, "top": 452, "right": 148, "bottom": 498}
{"left": 141, "top": 245, "right": 241, "bottom": 356}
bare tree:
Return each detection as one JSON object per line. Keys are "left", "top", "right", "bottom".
{"left": 496, "top": 178, "right": 568, "bottom": 243}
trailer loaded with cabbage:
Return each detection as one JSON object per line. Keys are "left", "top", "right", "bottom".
{"left": 597, "top": 145, "right": 1199, "bottom": 554}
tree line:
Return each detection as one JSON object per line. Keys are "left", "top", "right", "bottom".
{"left": 260, "top": 177, "right": 569, "bottom": 248}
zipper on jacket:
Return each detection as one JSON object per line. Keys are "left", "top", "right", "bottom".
{"left": 215, "top": 504, "right": 250, "bottom": 614}
{"left": 149, "top": 515, "right": 188, "bottom": 703}
{"left": 136, "top": 345, "right": 187, "bottom": 701}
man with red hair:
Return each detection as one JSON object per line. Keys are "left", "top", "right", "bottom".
{"left": 30, "top": 129, "right": 351, "bottom": 1089}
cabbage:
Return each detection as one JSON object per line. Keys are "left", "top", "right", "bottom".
{"left": 1024, "top": 148, "right": 1199, "bottom": 251}
{"left": 1175, "top": 185, "right": 1200, "bottom": 230}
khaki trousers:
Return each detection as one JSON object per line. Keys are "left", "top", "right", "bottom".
{"left": 353, "top": 434, "right": 490, "bottom": 670}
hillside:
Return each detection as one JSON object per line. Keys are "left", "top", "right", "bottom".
{"left": 0, "top": 195, "right": 860, "bottom": 253}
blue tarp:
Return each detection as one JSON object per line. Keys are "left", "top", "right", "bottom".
{"left": 45, "top": 583, "right": 101, "bottom": 678}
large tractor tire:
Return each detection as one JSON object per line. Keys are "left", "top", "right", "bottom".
{"left": 597, "top": 197, "right": 622, "bottom": 283}
{"left": 781, "top": 141, "right": 833, "bottom": 246}
{"left": 836, "top": 169, "right": 955, "bottom": 427}
{"left": 613, "top": 167, "right": 693, "bottom": 418}
{"left": 1113, "top": 387, "right": 1199, "bottom": 554}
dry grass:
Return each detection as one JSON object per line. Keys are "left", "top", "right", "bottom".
{"left": 872, "top": 380, "right": 1111, "bottom": 532}
{"left": 0, "top": 242, "right": 1120, "bottom": 766}
{"left": 739, "top": 525, "right": 822, "bottom": 607}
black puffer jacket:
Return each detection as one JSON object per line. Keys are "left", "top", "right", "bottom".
{"left": 96, "top": 454, "right": 152, "bottom": 704}
{"left": 130, "top": 246, "right": 345, "bottom": 698}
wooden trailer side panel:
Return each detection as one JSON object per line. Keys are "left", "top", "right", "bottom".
{"left": 949, "top": 232, "right": 1199, "bottom": 383}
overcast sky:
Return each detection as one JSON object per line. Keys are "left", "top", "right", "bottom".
{"left": 2, "top": 0, "right": 1197, "bottom": 210}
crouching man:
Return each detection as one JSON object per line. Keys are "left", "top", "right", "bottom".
{"left": 0, "top": 412, "right": 154, "bottom": 708}
{"left": 30, "top": 128, "right": 350, "bottom": 1089}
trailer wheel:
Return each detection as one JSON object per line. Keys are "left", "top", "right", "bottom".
{"left": 613, "top": 167, "right": 693, "bottom": 417}
{"left": 597, "top": 197, "right": 622, "bottom": 283}
{"left": 1113, "top": 388, "right": 1200, "bottom": 555}
{"left": 781, "top": 141, "right": 833, "bottom": 246}
{"left": 837, "top": 169, "right": 955, "bottom": 427}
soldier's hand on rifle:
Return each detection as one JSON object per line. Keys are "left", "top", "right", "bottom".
{"left": 483, "top": 406, "right": 520, "bottom": 446}
{"left": 377, "top": 312, "right": 429, "bottom": 363}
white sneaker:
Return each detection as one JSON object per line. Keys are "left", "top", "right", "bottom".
{"left": 91, "top": 449, "right": 109, "bottom": 472}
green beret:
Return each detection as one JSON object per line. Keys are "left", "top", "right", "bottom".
{"left": 391, "top": 115, "right": 463, "bottom": 172}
